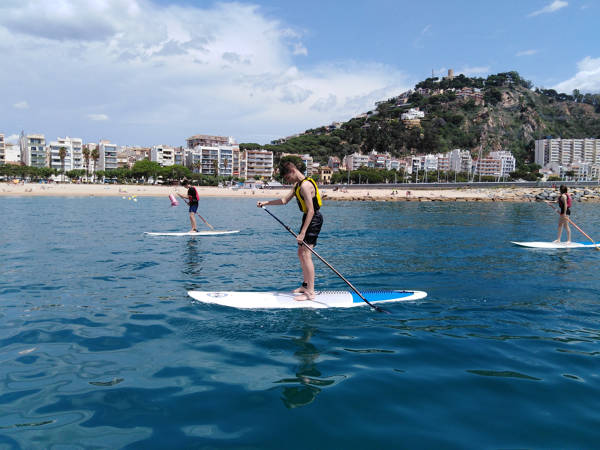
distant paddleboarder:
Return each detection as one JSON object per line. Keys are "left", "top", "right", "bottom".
{"left": 554, "top": 184, "right": 572, "bottom": 244}
{"left": 178, "top": 179, "right": 200, "bottom": 232}
{"left": 257, "top": 161, "right": 323, "bottom": 301}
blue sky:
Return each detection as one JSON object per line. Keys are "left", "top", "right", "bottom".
{"left": 1, "top": 0, "right": 599, "bottom": 147}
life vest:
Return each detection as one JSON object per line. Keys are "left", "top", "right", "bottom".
{"left": 566, "top": 193, "right": 572, "bottom": 208}
{"left": 190, "top": 186, "right": 200, "bottom": 202}
{"left": 295, "top": 178, "right": 322, "bottom": 213}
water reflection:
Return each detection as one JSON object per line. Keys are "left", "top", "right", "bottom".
{"left": 275, "top": 327, "right": 335, "bottom": 409}
{"left": 182, "top": 239, "right": 203, "bottom": 277}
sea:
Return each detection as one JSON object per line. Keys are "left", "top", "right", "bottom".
{"left": 1, "top": 195, "right": 599, "bottom": 449}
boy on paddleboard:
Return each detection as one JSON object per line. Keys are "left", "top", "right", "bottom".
{"left": 257, "top": 161, "right": 323, "bottom": 301}
{"left": 554, "top": 184, "right": 572, "bottom": 243}
{"left": 178, "top": 179, "right": 200, "bottom": 232}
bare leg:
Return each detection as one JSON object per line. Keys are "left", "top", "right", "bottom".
{"left": 565, "top": 222, "right": 571, "bottom": 243}
{"left": 554, "top": 221, "right": 563, "bottom": 242}
{"left": 295, "top": 244, "right": 315, "bottom": 301}
{"left": 189, "top": 212, "right": 197, "bottom": 232}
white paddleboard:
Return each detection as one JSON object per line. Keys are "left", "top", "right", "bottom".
{"left": 187, "top": 290, "right": 427, "bottom": 309}
{"left": 145, "top": 230, "right": 240, "bottom": 236}
{"left": 512, "top": 241, "right": 600, "bottom": 249}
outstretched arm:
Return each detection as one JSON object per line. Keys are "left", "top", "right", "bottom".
{"left": 257, "top": 189, "right": 295, "bottom": 208}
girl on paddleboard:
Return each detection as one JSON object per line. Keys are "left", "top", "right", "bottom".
{"left": 178, "top": 179, "right": 200, "bottom": 232}
{"left": 554, "top": 184, "right": 571, "bottom": 244}
{"left": 257, "top": 160, "right": 323, "bottom": 301}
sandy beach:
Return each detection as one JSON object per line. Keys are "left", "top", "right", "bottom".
{"left": 2, "top": 182, "right": 600, "bottom": 202}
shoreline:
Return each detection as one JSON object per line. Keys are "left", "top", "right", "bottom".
{"left": 2, "top": 182, "right": 600, "bottom": 202}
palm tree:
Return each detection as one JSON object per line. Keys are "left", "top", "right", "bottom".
{"left": 91, "top": 148, "right": 100, "bottom": 183}
{"left": 193, "top": 160, "right": 202, "bottom": 174}
{"left": 82, "top": 146, "right": 90, "bottom": 182}
{"left": 212, "top": 159, "right": 219, "bottom": 176}
{"left": 58, "top": 146, "right": 67, "bottom": 182}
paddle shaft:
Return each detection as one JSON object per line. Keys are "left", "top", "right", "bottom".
{"left": 545, "top": 200, "right": 598, "bottom": 248}
{"left": 261, "top": 206, "right": 387, "bottom": 313}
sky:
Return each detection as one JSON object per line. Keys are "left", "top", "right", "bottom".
{"left": 1, "top": 0, "right": 599, "bottom": 147}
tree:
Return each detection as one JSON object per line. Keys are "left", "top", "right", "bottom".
{"left": 82, "top": 146, "right": 90, "bottom": 181}
{"left": 91, "top": 148, "right": 100, "bottom": 182}
{"left": 58, "top": 147, "right": 67, "bottom": 182}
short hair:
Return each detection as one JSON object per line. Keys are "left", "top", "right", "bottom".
{"left": 279, "top": 161, "right": 299, "bottom": 177}
{"left": 182, "top": 178, "right": 189, "bottom": 186}
{"left": 559, "top": 184, "right": 568, "bottom": 194}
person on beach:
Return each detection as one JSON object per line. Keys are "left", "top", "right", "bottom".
{"left": 257, "top": 161, "right": 323, "bottom": 301}
{"left": 178, "top": 179, "right": 199, "bottom": 232}
{"left": 554, "top": 184, "right": 572, "bottom": 243}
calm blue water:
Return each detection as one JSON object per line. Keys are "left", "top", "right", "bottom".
{"left": 1, "top": 195, "right": 600, "bottom": 448}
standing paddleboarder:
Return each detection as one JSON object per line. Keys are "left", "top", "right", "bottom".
{"left": 257, "top": 161, "right": 323, "bottom": 301}
{"left": 178, "top": 179, "right": 200, "bottom": 233}
{"left": 554, "top": 184, "right": 572, "bottom": 244}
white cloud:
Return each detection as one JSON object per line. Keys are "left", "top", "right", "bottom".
{"left": 516, "top": 49, "right": 538, "bottom": 57}
{"left": 87, "top": 113, "right": 109, "bottom": 121}
{"left": 5, "top": 134, "right": 20, "bottom": 144}
{"left": 529, "top": 1, "right": 568, "bottom": 17}
{"left": 0, "top": 0, "right": 411, "bottom": 144}
{"left": 554, "top": 56, "right": 600, "bottom": 92}
{"left": 13, "top": 101, "right": 29, "bottom": 109}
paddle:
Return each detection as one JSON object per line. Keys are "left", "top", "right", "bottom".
{"left": 196, "top": 212, "right": 215, "bottom": 230}
{"left": 545, "top": 201, "right": 599, "bottom": 249}
{"left": 261, "top": 206, "right": 389, "bottom": 313}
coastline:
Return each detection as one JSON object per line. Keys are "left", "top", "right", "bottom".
{"left": 1, "top": 182, "right": 600, "bottom": 202}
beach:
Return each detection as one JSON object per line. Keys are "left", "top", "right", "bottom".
{"left": 2, "top": 181, "right": 600, "bottom": 202}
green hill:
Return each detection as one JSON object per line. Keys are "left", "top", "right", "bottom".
{"left": 242, "top": 71, "right": 600, "bottom": 174}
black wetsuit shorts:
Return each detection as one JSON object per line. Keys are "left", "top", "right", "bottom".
{"left": 300, "top": 211, "right": 323, "bottom": 246}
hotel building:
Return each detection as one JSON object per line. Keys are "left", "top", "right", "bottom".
{"left": 535, "top": 138, "right": 600, "bottom": 166}
{"left": 240, "top": 149, "right": 273, "bottom": 179}
{"left": 0, "top": 134, "right": 4, "bottom": 165}
{"left": 99, "top": 140, "right": 118, "bottom": 171}
{"left": 48, "top": 137, "right": 83, "bottom": 171}
{"left": 185, "top": 134, "right": 240, "bottom": 177}
{"left": 20, "top": 133, "right": 47, "bottom": 167}
{"left": 151, "top": 145, "right": 175, "bottom": 166}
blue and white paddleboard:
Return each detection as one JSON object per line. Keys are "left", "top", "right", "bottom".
{"left": 145, "top": 230, "right": 239, "bottom": 236}
{"left": 187, "top": 290, "right": 427, "bottom": 309}
{"left": 512, "top": 241, "right": 600, "bottom": 249}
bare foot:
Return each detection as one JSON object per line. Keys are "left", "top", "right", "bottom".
{"left": 552, "top": 240, "right": 560, "bottom": 243}
{"left": 292, "top": 286, "right": 307, "bottom": 294}
{"left": 566, "top": 241, "right": 571, "bottom": 244}
{"left": 295, "top": 292, "right": 315, "bottom": 301}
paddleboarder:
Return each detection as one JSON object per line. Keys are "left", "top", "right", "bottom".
{"left": 178, "top": 179, "right": 199, "bottom": 232}
{"left": 554, "top": 184, "right": 571, "bottom": 244}
{"left": 257, "top": 161, "right": 323, "bottom": 301}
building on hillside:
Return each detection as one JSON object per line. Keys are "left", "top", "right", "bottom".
{"left": 343, "top": 152, "right": 370, "bottom": 171}
{"left": 328, "top": 156, "right": 341, "bottom": 172}
{"left": 318, "top": 166, "right": 332, "bottom": 184}
{"left": 20, "top": 133, "right": 47, "bottom": 167}
{"left": 99, "top": 140, "right": 118, "bottom": 171}
{"left": 240, "top": 149, "right": 273, "bottom": 179}
{"left": 151, "top": 145, "right": 175, "bottom": 166}
{"left": 0, "top": 134, "right": 4, "bottom": 165}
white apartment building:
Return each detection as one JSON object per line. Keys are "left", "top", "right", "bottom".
{"left": 48, "top": 137, "right": 83, "bottom": 172}
{"left": 240, "top": 149, "right": 273, "bottom": 179}
{"left": 535, "top": 138, "right": 600, "bottom": 166}
{"left": 20, "top": 133, "right": 47, "bottom": 167}
{"left": 151, "top": 145, "right": 175, "bottom": 166}
{"left": 99, "top": 140, "right": 118, "bottom": 171}
{"left": 4, "top": 143, "right": 21, "bottom": 163}
{"left": 186, "top": 134, "right": 236, "bottom": 149}
{"left": 187, "top": 145, "right": 240, "bottom": 176}
{"left": 343, "top": 152, "right": 370, "bottom": 171}
{"left": 0, "top": 134, "right": 4, "bottom": 165}
{"left": 281, "top": 153, "right": 313, "bottom": 176}
{"left": 474, "top": 151, "right": 515, "bottom": 177}
{"left": 448, "top": 149, "right": 473, "bottom": 173}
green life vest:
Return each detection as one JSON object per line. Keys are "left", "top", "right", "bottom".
{"left": 295, "top": 178, "right": 322, "bottom": 213}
